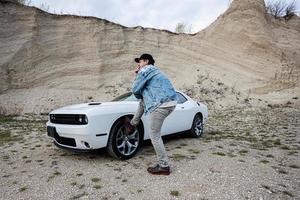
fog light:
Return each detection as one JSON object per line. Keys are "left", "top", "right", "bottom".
{"left": 84, "top": 142, "right": 90, "bottom": 148}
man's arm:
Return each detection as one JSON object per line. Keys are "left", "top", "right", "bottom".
{"left": 132, "top": 72, "right": 148, "bottom": 99}
{"left": 130, "top": 100, "right": 144, "bottom": 126}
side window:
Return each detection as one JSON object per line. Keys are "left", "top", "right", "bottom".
{"left": 176, "top": 92, "right": 187, "bottom": 104}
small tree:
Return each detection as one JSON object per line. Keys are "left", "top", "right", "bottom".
{"left": 265, "top": 0, "right": 296, "bottom": 20}
{"left": 15, "top": 0, "right": 51, "bottom": 13}
{"left": 15, "top": 0, "right": 31, "bottom": 6}
{"left": 39, "top": 2, "right": 50, "bottom": 12}
{"left": 175, "top": 22, "right": 185, "bottom": 33}
{"left": 175, "top": 22, "right": 193, "bottom": 34}
{"left": 284, "top": 0, "right": 297, "bottom": 20}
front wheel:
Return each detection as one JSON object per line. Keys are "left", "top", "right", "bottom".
{"left": 107, "top": 117, "right": 143, "bottom": 159}
{"left": 189, "top": 114, "right": 204, "bottom": 138}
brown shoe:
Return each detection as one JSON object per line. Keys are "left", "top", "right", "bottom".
{"left": 147, "top": 164, "right": 171, "bottom": 175}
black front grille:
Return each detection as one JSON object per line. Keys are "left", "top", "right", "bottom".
{"left": 47, "top": 126, "right": 76, "bottom": 147}
{"left": 49, "top": 114, "right": 88, "bottom": 125}
{"left": 55, "top": 134, "right": 76, "bottom": 147}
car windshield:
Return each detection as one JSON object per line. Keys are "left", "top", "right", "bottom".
{"left": 112, "top": 92, "right": 138, "bottom": 102}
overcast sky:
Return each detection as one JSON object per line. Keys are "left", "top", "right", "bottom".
{"left": 28, "top": 0, "right": 300, "bottom": 33}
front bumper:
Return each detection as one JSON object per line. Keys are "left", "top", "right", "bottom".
{"left": 46, "top": 121, "right": 108, "bottom": 150}
{"left": 53, "top": 140, "right": 103, "bottom": 152}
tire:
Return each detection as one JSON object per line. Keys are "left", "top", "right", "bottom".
{"left": 189, "top": 114, "right": 204, "bottom": 138}
{"left": 107, "top": 116, "right": 143, "bottom": 159}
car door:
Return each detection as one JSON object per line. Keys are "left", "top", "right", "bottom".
{"left": 161, "top": 92, "right": 195, "bottom": 135}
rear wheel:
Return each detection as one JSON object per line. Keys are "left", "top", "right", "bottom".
{"left": 189, "top": 114, "right": 204, "bottom": 138}
{"left": 107, "top": 116, "right": 143, "bottom": 159}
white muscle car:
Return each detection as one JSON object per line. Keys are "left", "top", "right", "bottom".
{"left": 46, "top": 91, "right": 208, "bottom": 159}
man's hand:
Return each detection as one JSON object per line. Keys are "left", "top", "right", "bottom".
{"left": 130, "top": 118, "right": 139, "bottom": 127}
{"left": 126, "top": 123, "right": 135, "bottom": 134}
{"left": 134, "top": 66, "right": 141, "bottom": 74}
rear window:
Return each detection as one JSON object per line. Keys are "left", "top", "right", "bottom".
{"left": 176, "top": 92, "right": 187, "bottom": 104}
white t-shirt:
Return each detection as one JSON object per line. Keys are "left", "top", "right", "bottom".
{"left": 159, "top": 100, "right": 177, "bottom": 107}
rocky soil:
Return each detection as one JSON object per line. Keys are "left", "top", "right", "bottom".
{"left": 0, "top": 104, "right": 299, "bottom": 200}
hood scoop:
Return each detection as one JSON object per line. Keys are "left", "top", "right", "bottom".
{"left": 88, "top": 102, "right": 102, "bottom": 106}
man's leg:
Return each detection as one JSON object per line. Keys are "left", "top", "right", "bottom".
{"left": 149, "top": 106, "right": 175, "bottom": 168}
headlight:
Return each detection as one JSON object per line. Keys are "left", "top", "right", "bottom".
{"left": 49, "top": 114, "right": 88, "bottom": 125}
{"left": 77, "top": 114, "right": 88, "bottom": 124}
{"left": 84, "top": 115, "right": 88, "bottom": 124}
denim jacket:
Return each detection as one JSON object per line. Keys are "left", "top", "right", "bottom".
{"left": 132, "top": 64, "right": 177, "bottom": 115}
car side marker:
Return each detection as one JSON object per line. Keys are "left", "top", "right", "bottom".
{"left": 96, "top": 133, "right": 108, "bottom": 137}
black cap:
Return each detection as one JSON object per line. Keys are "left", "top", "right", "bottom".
{"left": 134, "top": 53, "right": 155, "bottom": 65}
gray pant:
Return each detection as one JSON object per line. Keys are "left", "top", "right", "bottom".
{"left": 131, "top": 100, "right": 175, "bottom": 167}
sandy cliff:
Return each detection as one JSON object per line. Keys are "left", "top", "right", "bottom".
{"left": 0, "top": 0, "right": 299, "bottom": 114}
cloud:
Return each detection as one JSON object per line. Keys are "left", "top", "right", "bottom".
{"left": 28, "top": 0, "right": 230, "bottom": 33}
{"left": 29, "top": 0, "right": 300, "bottom": 33}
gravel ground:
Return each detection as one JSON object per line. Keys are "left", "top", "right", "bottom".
{"left": 0, "top": 105, "right": 299, "bottom": 200}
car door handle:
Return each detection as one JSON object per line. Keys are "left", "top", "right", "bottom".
{"left": 181, "top": 106, "right": 185, "bottom": 109}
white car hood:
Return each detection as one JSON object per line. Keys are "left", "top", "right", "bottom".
{"left": 51, "top": 101, "right": 137, "bottom": 114}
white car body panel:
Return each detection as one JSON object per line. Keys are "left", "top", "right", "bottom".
{"left": 46, "top": 91, "right": 208, "bottom": 150}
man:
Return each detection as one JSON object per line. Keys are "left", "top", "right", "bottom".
{"left": 130, "top": 53, "right": 177, "bottom": 175}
